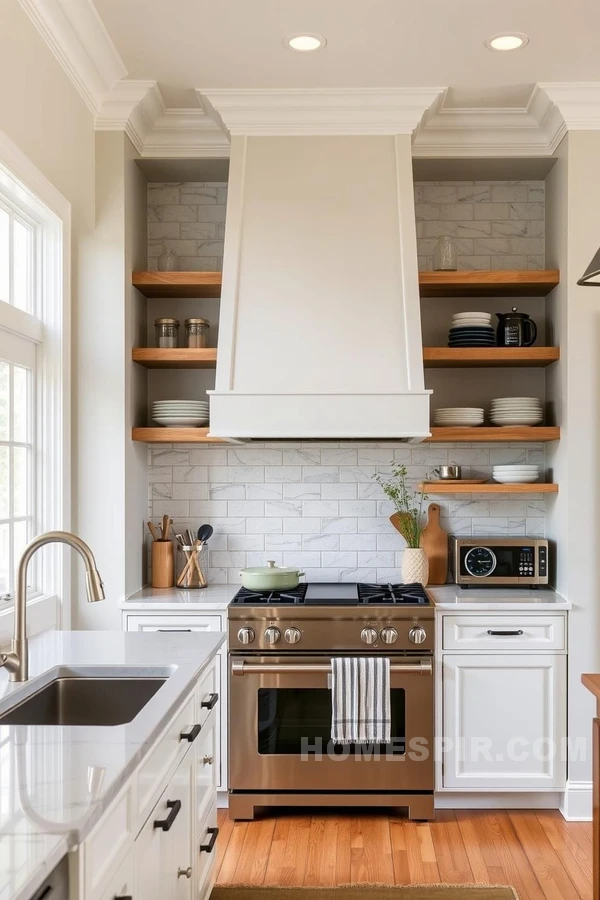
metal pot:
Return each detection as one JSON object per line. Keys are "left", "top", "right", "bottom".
{"left": 239, "top": 560, "right": 304, "bottom": 592}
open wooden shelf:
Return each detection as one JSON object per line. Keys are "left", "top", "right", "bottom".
{"left": 420, "top": 482, "right": 558, "bottom": 494}
{"left": 132, "top": 271, "right": 222, "bottom": 298}
{"left": 425, "top": 426, "right": 560, "bottom": 443}
{"left": 132, "top": 348, "right": 217, "bottom": 369}
{"left": 419, "top": 269, "right": 559, "bottom": 298}
{"left": 132, "top": 427, "right": 227, "bottom": 443}
{"left": 423, "top": 347, "right": 559, "bottom": 368}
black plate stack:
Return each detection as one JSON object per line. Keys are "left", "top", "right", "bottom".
{"left": 448, "top": 311, "right": 496, "bottom": 348}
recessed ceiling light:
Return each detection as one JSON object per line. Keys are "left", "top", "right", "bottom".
{"left": 284, "top": 33, "right": 326, "bottom": 52}
{"left": 485, "top": 32, "right": 529, "bottom": 51}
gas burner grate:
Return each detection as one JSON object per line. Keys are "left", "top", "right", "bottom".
{"left": 231, "top": 584, "right": 308, "bottom": 605}
{"left": 357, "top": 582, "right": 430, "bottom": 605}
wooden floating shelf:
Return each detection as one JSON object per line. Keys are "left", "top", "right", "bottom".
{"left": 132, "top": 348, "right": 217, "bottom": 369}
{"left": 132, "top": 428, "right": 227, "bottom": 443}
{"left": 420, "top": 482, "right": 558, "bottom": 494}
{"left": 132, "top": 271, "right": 222, "bottom": 298}
{"left": 131, "top": 269, "right": 559, "bottom": 299}
{"left": 425, "top": 426, "right": 560, "bottom": 443}
{"left": 423, "top": 347, "right": 559, "bottom": 368}
{"left": 419, "top": 269, "right": 559, "bottom": 298}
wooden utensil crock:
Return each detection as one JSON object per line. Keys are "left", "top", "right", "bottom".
{"left": 151, "top": 540, "right": 174, "bottom": 588}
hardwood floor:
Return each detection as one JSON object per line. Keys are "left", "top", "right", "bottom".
{"left": 216, "top": 809, "right": 593, "bottom": 900}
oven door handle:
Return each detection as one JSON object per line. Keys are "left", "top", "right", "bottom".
{"left": 231, "top": 659, "right": 432, "bottom": 676}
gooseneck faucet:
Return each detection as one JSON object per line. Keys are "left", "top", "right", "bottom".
{"left": 1, "top": 531, "right": 105, "bottom": 682}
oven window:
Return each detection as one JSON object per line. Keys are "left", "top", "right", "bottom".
{"left": 257, "top": 688, "right": 406, "bottom": 755}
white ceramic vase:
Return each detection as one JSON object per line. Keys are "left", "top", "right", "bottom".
{"left": 402, "top": 548, "right": 429, "bottom": 586}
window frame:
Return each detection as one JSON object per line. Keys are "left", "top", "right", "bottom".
{"left": 0, "top": 130, "right": 71, "bottom": 641}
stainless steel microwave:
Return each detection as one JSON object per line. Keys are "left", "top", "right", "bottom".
{"left": 450, "top": 537, "right": 549, "bottom": 587}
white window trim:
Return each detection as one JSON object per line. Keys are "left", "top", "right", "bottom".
{"left": 0, "top": 130, "right": 71, "bottom": 643}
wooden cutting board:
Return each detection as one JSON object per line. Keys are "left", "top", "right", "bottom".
{"left": 421, "top": 503, "right": 448, "bottom": 585}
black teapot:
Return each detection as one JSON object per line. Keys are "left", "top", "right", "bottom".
{"left": 496, "top": 307, "right": 538, "bottom": 347}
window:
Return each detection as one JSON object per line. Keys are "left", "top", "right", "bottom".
{"left": 0, "top": 130, "right": 70, "bottom": 634}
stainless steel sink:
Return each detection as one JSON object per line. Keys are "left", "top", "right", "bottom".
{"left": 0, "top": 677, "right": 167, "bottom": 726}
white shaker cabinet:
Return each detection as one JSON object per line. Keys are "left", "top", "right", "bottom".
{"left": 123, "top": 612, "right": 227, "bottom": 792}
{"left": 438, "top": 612, "right": 567, "bottom": 792}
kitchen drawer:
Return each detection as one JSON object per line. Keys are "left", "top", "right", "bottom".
{"left": 196, "top": 798, "right": 219, "bottom": 900}
{"left": 84, "top": 786, "right": 134, "bottom": 900}
{"left": 135, "top": 692, "right": 196, "bottom": 828}
{"left": 98, "top": 849, "right": 135, "bottom": 900}
{"left": 442, "top": 615, "right": 566, "bottom": 652}
{"left": 125, "top": 614, "right": 223, "bottom": 634}
{"left": 196, "top": 657, "right": 219, "bottom": 726}
{"left": 195, "top": 715, "right": 218, "bottom": 825}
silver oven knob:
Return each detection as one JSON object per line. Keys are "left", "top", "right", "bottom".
{"left": 237, "top": 627, "right": 255, "bottom": 645}
{"left": 361, "top": 627, "right": 378, "bottom": 645}
{"left": 264, "top": 626, "right": 281, "bottom": 645}
{"left": 284, "top": 627, "right": 302, "bottom": 644}
{"left": 409, "top": 625, "right": 427, "bottom": 645}
{"left": 380, "top": 627, "right": 398, "bottom": 645}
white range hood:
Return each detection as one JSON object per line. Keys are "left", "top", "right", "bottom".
{"left": 201, "top": 89, "right": 441, "bottom": 440}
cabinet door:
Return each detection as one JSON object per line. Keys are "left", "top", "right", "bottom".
{"left": 166, "top": 750, "right": 195, "bottom": 900}
{"left": 442, "top": 653, "right": 566, "bottom": 790}
{"left": 134, "top": 788, "right": 171, "bottom": 900}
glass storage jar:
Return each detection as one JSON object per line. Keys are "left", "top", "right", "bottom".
{"left": 433, "top": 235, "right": 457, "bottom": 271}
{"left": 185, "top": 318, "right": 209, "bottom": 348}
{"left": 154, "top": 317, "right": 180, "bottom": 348}
{"left": 176, "top": 544, "right": 207, "bottom": 589}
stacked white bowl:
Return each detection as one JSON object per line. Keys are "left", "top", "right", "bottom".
{"left": 490, "top": 397, "right": 543, "bottom": 426}
{"left": 433, "top": 407, "right": 484, "bottom": 427}
{"left": 448, "top": 311, "right": 495, "bottom": 348}
{"left": 493, "top": 465, "right": 541, "bottom": 484}
{"left": 152, "top": 399, "right": 209, "bottom": 427}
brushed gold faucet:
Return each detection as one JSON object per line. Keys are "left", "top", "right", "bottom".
{"left": 1, "top": 531, "right": 105, "bottom": 682}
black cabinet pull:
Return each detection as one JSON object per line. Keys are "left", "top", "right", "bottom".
{"left": 115, "top": 896, "right": 133, "bottom": 900}
{"left": 154, "top": 799, "right": 182, "bottom": 831}
{"left": 487, "top": 629, "right": 524, "bottom": 637}
{"left": 201, "top": 692, "right": 219, "bottom": 710}
{"left": 200, "top": 826, "right": 219, "bottom": 853}
{"left": 35, "top": 889, "right": 53, "bottom": 900}
{"left": 180, "top": 723, "right": 202, "bottom": 743}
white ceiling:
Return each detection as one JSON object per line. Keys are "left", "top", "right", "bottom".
{"left": 93, "top": 0, "right": 600, "bottom": 108}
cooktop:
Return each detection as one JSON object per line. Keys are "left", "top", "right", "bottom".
{"left": 229, "top": 582, "right": 431, "bottom": 606}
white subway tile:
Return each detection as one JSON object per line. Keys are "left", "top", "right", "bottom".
{"left": 376, "top": 533, "right": 405, "bottom": 551}
{"left": 449, "top": 500, "right": 490, "bottom": 517}
{"left": 247, "top": 551, "right": 283, "bottom": 566}
{"left": 357, "top": 449, "right": 395, "bottom": 465}
{"left": 227, "top": 500, "right": 265, "bottom": 517}
{"left": 339, "top": 500, "right": 377, "bottom": 517}
{"left": 172, "top": 484, "right": 209, "bottom": 500}
{"left": 265, "top": 466, "right": 303, "bottom": 482}
{"left": 322, "top": 483, "right": 357, "bottom": 500}
{"left": 189, "top": 500, "right": 228, "bottom": 516}
{"left": 228, "top": 535, "right": 264, "bottom": 551}
{"left": 321, "top": 517, "right": 358, "bottom": 534}
{"left": 206, "top": 567, "right": 228, "bottom": 584}
{"left": 152, "top": 500, "right": 189, "bottom": 517}
{"left": 340, "top": 466, "right": 376, "bottom": 482}
{"left": 303, "top": 568, "right": 340, "bottom": 582}
{"left": 283, "top": 483, "right": 322, "bottom": 499}
{"left": 282, "top": 449, "right": 321, "bottom": 465}
{"left": 228, "top": 448, "right": 283, "bottom": 465}
{"left": 358, "top": 482, "right": 385, "bottom": 500}
{"left": 265, "top": 500, "right": 302, "bottom": 517}
{"left": 376, "top": 568, "right": 403, "bottom": 582}
{"left": 341, "top": 534, "right": 376, "bottom": 551}
{"left": 284, "top": 517, "right": 321, "bottom": 534}
{"left": 358, "top": 551, "right": 395, "bottom": 568}
{"left": 302, "top": 500, "right": 339, "bottom": 517}
{"left": 152, "top": 449, "right": 189, "bottom": 466}
{"left": 151, "top": 484, "right": 171, "bottom": 500}
{"left": 303, "top": 534, "right": 340, "bottom": 551}
{"left": 173, "top": 466, "right": 208, "bottom": 483}
{"left": 244, "top": 483, "right": 283, "bottom": 500}
{"left": 149, "top": 466, "right": 173, "bottom": 483}
{"left": 302, "top": 466, "right": 340, "bottom": 483}
{"left": 489, "top": 500, "right": 526, "bottom": 517}
{"left": 189, "top": 449, "right": 228, "bottom": 465}
{"left": 265, "top": 534, "right": 303, "bottom": 551}
{"left": 284, "top": 551, "right": 321, "bottom": 567}
{"left": 340, "top": 568, "right": 377, "bottom": 582}
{"left": 209, "top": 551, "right": 246, "bottom": 568}
{"left": 246, "top": 518, "right": 283, "bottom": 533}
{"left": 322, "top": 552, "right": 357, "bottom": 568}
{"left": 209, "top": 517, "right": 247, "bottom": 534}
{"left": 526, "top": 518, "right": 545, "bottom": 536}
{"left": 209, "top": 483, "right": 246, "bottom": 499}
{"left": 357, "top": 517, "right": 397, "bottom": 534}
{"left": 228, "top": 466, "right": 265, "bottom": 483}
{"left": 320, "top": 449, "right": 358, "bottom": 465}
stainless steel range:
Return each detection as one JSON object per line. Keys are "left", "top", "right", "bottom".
{"left": 227, "top": 582, "right": 435, "bottom": 821}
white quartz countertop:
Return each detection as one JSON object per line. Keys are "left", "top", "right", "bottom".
{"left": 123, "top": 584, "right": 236, "bottom": 610}
{"left": 0, "top": 629, "right": 225, "bottom": 900}
{"left": 429, "top": 585, "right": 570, "bottom": 610}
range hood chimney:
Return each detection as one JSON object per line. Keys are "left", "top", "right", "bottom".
{"left": 200, "top": 89, "right": 442, "bottom": 440}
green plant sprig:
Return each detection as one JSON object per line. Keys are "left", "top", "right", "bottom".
{"left": 372, "top": 464, "right": 428, "bottom": 549}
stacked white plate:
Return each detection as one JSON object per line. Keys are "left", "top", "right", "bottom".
{"left": 490, "top": 397, "right": 543, "bottom": 426}
{"left": 451, "top": 311, "right": 493, "bottom": 328}
{"left": 152, "top": 399, "right": 209, "bottom": 427}
{"left": 493, "top": 465, "right": 541, "bottom": 484}
{"left": 433, "top": 407, "right": 484, "bottom": 427}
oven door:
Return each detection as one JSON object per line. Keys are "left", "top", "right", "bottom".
{"left": 229, "top": 655, "right": 433, "bottom": 793}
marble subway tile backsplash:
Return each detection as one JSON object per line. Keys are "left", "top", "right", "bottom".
{"left": 148, "top": 442, "right": 548, "bottom": 585}
{"left": 414, "top": 181, "right": 545, "bottom": 271}
{"left": 148, "top": 182, "right": 228, "bottom": 271}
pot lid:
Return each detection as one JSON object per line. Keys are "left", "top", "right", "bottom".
{"left": 241, "top": 560, "right": 302, "bottom": 576}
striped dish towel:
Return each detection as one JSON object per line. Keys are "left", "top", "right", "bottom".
{"left": 331, "top": 657, "right": 391, "bottom": 745}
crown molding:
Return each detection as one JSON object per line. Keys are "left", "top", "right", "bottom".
{"left": 540, "top": 82, "right": 600, "bottom": 130}
{"left": 198, "top": 88, "right": 445, "bottom": 136}
{"left": 143, "top": 109, "right": 230, "bottom": 158}
{"left": 17, "top": 0, "right": 127, "bottom": 115}
{"left": 95, "top": 81, "right": 164, "bottom": 154}
{"left": 413, "top": 86, "right": 566, "bottom": 157}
